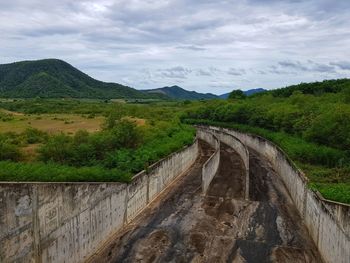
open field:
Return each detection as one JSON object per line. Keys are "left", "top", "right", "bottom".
{"left": 0, "top": 100, "right": 195, "bottom": 182}
{"left": 0, "top": 112, "right": 104, "bottom": 134}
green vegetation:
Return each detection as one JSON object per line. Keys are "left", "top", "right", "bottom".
{"left": 267, "top": 78, "right": 350, "bottom": 98}
{"left": 0, "top": 161, "right": 131, "bottom": 182}
{"left": 182, "top": 79, "right": 350, "bottom": 204}
{"left": 0, "top": 100, "right": 195, "bottom": 182}
{"left": 0, "top": 111, "right": 14, "bottom": 121}
{"left": 0, "top": 98, "right": 181, "bottom": 116}
{"left": 184, "top": 119, "right": 346, "bottom": 168}
{"left": 228, "top": 90, "right": 246, "bottom": 100}
{"left": 0, "top": 78, "right": 349, "bottom": 203}
{"left": 0, "top": 59, "right": 166, "bottom": 99}
{"left": 0, "top": 121, "right": 194, "bottom": 182}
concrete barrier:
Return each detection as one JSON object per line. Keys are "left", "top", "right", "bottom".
{"left": 196, "top": 129, "right": 220, "bottom": 194}
{"left": 197, "top": 127, "right": 250, "bottom": 199}
{"left": 0, "top": 141, "right": 199, "bottom": 263}
{"left": 207, "top": 125, "right": 350, "bottom": 263}
{"left": 210, "top": 129, "right": 250, "bottom": 199}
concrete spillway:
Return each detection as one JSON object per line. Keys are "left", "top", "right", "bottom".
{"left": 89, "top": 140, "right": 322, "bottom": 262}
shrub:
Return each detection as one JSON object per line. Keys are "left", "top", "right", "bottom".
{"left": 0, "top": 161, "right": 131, "bottom": 182}
{"left": 23, "top": 127, "right": 48, "bottom": 144}
{"left": 0, "top": 141, "right": 22, "bottom": 161}
{"left": 38, "top": 133, "right": 73, "bottom": 164}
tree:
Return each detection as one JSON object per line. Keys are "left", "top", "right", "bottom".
{"left": 110, "top": 119, "right": 142, "bottom": 148}
{"left": 103, "top": 107, "right": 123, "bottom": 130}
{"left": 228, "top": 90, "right": 246, "bottom": 100}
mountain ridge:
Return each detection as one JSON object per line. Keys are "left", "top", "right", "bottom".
{"left": 219, "top": 88, "right": 267, "bottom": 99}
{"left": 143, "top": 85, "right": 217, "bottom": 100}
{"left": 0, "top": 59, "right": 163, "bottom": 99}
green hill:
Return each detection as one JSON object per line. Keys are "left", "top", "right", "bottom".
{"left": 144, "top": 85, "right": 218, "bottom": 100}
{"left": 0, "top": 59, "right": 163, "bottom": 99}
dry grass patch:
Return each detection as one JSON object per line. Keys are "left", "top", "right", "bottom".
{"left": 0, "top": 113, "right": 104, "bottom": 134}
{"left": 21, "top": 143, "right": 41, "bottom": 162}
{"left": 0, "top": 108, "right": 24, "bottom": 116}
{"left": 123, "top": 116, "right": 146, "bottom": 126}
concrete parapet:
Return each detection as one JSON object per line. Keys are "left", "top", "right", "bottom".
{"left": 0, "top": 141, "right": 199, "bottom": 263}
{"left": 196, "top": 129, "right": 220, "bottom": 194}
{"left": 197, "top": 127, "right": 250, "bottom": 199}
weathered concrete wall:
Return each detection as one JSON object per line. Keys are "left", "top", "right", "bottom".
{"left": 127, "top": 141, "right": 199, "bottom": 223}
{"left": 208, "top": 125, "right": 350, "bottom": 263}
{"left": 0, "top": 184, "right": 36, "bottom": 262}
{"left": 0, "top": 141, "right": 199, "bottom": 263}
{"left": 196, "top": 129, "right": 220, "bottom": 193}
{"left": 0, "top": 183, "right": 128, "bottom": 263}
{"left": 198, "top": 127, "right": 250, "bottom": 199}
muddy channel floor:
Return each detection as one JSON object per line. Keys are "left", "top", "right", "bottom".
{"left": 89, "top": 141, "right": 323, "bottom": 263}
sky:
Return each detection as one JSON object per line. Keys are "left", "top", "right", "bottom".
{"left": 1, "top": 0, "right": 350, "bottom": 95}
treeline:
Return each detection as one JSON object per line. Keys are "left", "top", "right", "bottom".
{"left": 185, "top": 119, "right": 346, "bottom": 168}
{"left": 0, "top": 98, "right": 185, "bottom": 118}
{"left": 266, "top": 78, "right": 350, "bottom": 98}
{"left": 184, "top": 90, "right": 350, "bottom": 152}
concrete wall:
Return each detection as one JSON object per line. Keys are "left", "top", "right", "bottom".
{"left": 208, "top": 126, "right": 349, "bottom": 263}
{"left": 0, "top": 141, "right": 199, "bottom": 263}
{"left": 198, "top": 127, "right": 250, "bottom": 199}
{"left": 196, "top": 129, "right": 220, "bottom": 194}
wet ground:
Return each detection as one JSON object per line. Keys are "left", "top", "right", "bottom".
{"left": 88, "top": 140, "right": 322, "bottom": 263}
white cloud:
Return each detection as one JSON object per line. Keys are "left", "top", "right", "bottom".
{"left": 0, "top": 0, "right": 349, "bottom": 94}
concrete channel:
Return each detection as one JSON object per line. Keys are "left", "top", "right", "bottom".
{"left": 88, "top": 140, "right": 322, "bottom": 263}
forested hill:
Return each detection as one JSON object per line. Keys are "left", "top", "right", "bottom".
{"left": 0, "top": 59, "right": 163, "bottom": 99}
{"left": 144, "top": 85, "right": 218, "bottom": 100}
{"left": 267, "top": 79, "right": 350, "bottom": 97}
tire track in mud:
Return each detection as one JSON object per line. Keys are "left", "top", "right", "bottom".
{"left": 89, "top": 141, "right": 323, "bottom": 263}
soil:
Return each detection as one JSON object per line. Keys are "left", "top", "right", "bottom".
{"left": 88, "top": 140, "right": 322, "bottom": 263}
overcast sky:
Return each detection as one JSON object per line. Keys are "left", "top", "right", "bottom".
{"left": 1, "top": 0, "right": 350, "bottom": 94}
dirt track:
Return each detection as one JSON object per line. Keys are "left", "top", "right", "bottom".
{"left": 89, "top": 140, "right": 322, "bottom": 263}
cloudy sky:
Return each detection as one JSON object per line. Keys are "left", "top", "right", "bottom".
{"left": 1, "top": 0, "right": 350, "bottom": 94}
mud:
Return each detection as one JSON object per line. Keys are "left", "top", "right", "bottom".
{"left": 88, "top": 141, "right": 322, "bottom": 263}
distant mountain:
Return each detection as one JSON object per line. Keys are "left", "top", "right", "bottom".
{"left": 219, "top": 88, "right": 267, "bottom": 98}
{"left": 144, "top": 85, "right": 218, "bottom": 100}
{"left": 244, "top": 88, "right": 267, "bottom": 96}
{"left": 218, "top": 93, "right": 230, "bottom": 99}
{"left": 0, "top": 59, "right": 162, "bottom": 99}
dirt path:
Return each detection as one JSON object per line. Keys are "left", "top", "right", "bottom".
{"left": 88, "top": 141, "right": 322, "bottom": 263}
